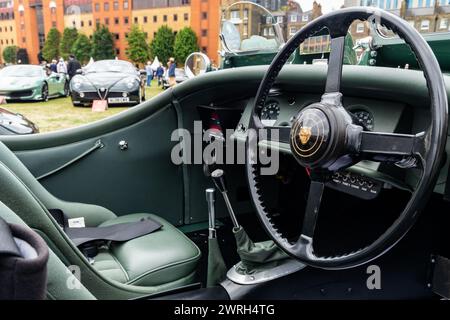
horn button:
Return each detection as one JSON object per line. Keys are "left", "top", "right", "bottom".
{"left": 290, "top": 104, "right": 348, "bottom": 169}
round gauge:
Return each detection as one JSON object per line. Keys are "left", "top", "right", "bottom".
{"left": 352, "top": 110, "right": 374, "bottom": 131}
{"left": 260, "top": 101, "right": 280, "bottom": 126}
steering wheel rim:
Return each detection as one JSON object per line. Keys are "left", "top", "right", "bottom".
{"left": 246, "top": 7, "right": 448, "bottom": 269}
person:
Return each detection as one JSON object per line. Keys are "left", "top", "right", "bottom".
{"left": 156, "top": 63, "right": 164, "bottom": 87}
{"left": 167, "top": 57, "right": 176, "bottom": 87}
{"left": 145, "top": 61, "right": 153, "bottom": 87}
{"left": 67, "top": 54, "right": 81, "bottom": 80}
{"left": 57, "top": 58, "right": 67, "bottom": 74}
{"left": 50, "top": 59, "right": 58, "bottom": 73}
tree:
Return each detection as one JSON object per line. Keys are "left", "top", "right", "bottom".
{"left": 150, "top": 25, "right": 175, "bottom": 66}
{"left": 42, "top": 28, "right": 61, "bottom": 61}
{"left": 60, "top": 27, "right": 79, "bottom": 59}
{"left": 71, "top": 34, "right": 92, "bottom": 64}
{"left": 174, "top": 27, "right": 199, "bottom": 65}
{"left": 16, "top": 48, "right": 29, "bottom": 64}
{"left": 2, "top": 46, "right": 17, "bottom": 64}
{"left": 91, "top": 25, "right": 115, "bottom": 60}
{"left": 126, "top": 25, "right": 150, "bottom": 65}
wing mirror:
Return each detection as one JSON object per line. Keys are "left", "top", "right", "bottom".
{"left": 184, "top": 52, "right": 211, "bottom": 79}
{"left": 139, "top": 69, "right": 147, "bottom": 76}
{"left": 75, "top": 69, "right": 83, "bottom": 75}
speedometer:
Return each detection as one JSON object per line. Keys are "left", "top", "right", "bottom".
{"left": 260, "top": 101, "right": 280, "bottom": 127}
{"left": 352, "top": 110, "right": 374, "bottom": 131}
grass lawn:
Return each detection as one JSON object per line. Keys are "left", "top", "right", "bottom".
{"left": 2, "top": 81, "right": 164, "bottom": 133}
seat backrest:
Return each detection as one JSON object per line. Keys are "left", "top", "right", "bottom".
{"left": 0, "top": 141, "right": 116, "bottom": 227}
{"left": 0, "top": 201, "right": 95, "bottom": 300}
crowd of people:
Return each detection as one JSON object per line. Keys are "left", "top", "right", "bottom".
{"left": 42, "top": 55, "right": 81, "bottom": 80}
{"left": 144, "top": 57, "right": 177, "bottom": 88}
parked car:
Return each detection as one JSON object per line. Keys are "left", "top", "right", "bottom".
{"left": 162, "top": 68, "right": 188, "bottom": 90}
{"left": 0, "top": 107, "right": 39, "bottom": 135}
{"left": 0, "top": 64, "right": 69, "bottom": 102}
{"left": 70, "top": 59, "right": 145, "bottom": 107}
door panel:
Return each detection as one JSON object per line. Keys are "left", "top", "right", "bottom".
{"left": 9, "top": 103, "right": 184, "bottom": 226}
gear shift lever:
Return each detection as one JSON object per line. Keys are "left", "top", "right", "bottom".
{"left": 211, "top": 169, "right": 240, "bottom": 229}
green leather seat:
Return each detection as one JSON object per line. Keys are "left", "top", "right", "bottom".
{"left": 0, "top": 141, "right": 201, "bottom": 295}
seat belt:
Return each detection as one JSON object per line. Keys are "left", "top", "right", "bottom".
{"left": 48, "top": 209, "right": 162, "bottom": 258}
{"left": 65, "top": 219, "right": 162, "bottom": 247}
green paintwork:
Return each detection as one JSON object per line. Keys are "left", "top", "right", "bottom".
{"left": 221, "top": 33, "right": 357, "bottom": 69}
{"left": 0, "top": 65, "right": 67, "bottom": 101}
{"left": 359, "top": 32, "right": 450, "bottom": 73}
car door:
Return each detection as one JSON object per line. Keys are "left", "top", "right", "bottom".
{"left": 0, "top": 94, "right": 185, "bottom": 226}
{"left": 46, "top": 73, "right": 64, "bottom": 96}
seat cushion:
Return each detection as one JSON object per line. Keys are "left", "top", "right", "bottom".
{"left": 92, "top": 213, "right": 201, "bottom": 287}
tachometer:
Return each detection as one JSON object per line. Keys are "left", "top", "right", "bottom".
{"left": 352, "top": 110, "right": 374, "bottom": 131}
{"left": 260, "top": 101, "right": 280, "bottom": 127}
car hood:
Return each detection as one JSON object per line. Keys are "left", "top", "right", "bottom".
{"left": 0, "top": 77, "right": 42, "bottom": 90}
{"left": 74, "top": 72, "right": 137, "bottom": 90}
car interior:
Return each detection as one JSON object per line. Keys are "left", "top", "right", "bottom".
{"left": 1, "top": 7, "right": 450, "bottom": 300}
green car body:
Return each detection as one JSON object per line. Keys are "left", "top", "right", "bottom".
{"left": 0, "top": 64, "right": 69, "bottom": 102}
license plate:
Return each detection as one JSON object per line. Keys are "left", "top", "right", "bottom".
{"left": 92, "top": 100, "right": 108, "bottom": 112}
{"left": 108, "top": 97, "right": 129, "bottom": 103}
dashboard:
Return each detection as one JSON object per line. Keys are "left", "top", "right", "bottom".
{"left": 232, "top": 91, "right": 421, "bottom": 200}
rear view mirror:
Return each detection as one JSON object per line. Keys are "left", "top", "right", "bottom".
{"left": 184, "top": 52, "right": 211, "bottom": 79}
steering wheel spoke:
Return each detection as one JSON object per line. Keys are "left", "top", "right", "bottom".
{"left": 358, "top": 131, "right": 426, "bottom": 162}
{"left": 324, "top": 36, "right": 346, "bottom": 95}
{"left": 300, "top": 180, "right": 325, "bottom": 238}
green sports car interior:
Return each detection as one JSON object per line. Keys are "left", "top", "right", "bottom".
{"left": 1, "top": 7, "right": 450, "bottom": 301}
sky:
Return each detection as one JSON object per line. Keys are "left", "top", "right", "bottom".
{"left": 293, "top": 0, "right": 346, "bottom": 14}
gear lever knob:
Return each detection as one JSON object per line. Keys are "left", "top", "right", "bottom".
{"left": 211, "top": 169, "right": 227, "bottom": 193}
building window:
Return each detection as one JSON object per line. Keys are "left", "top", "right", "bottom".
{"left": 116, "top": 48, "right": 120, "bottom": 55}
{"left": 356, "top": 22, "right": 365, "bottom": 33}
{"left": 202, "top": 12, "right": 207, "bottom": 19}
{"left": 184, "top": 13, "right": 189, "bottom": 21}
{"left": 81, "top": 20, "right": 84, "bottom": 27}
{"left": 96, "top": 18, "right": 100, "bottom": 26}
{"left": 243, "top": 24, "right": 248, "bottom": 36}
{"left": 174, "top": 14, "right": 178, "bottom": 21}
{"left": 104, "top": 2, "right": 109, "bottom": 11}
{"left": 72, "top": 20, "right": 76, "bottom": 27}
{"left": 134, "top": 17, "right": 138, "bottom": 24}
{"left": 202, "top": 46, "right": 207, "bottom": 52}
{"left": 231, "top": 10, "right": 240, "bottom": 20}
{"left": 269, "top": 28, "right": 274, "bottom": 36}
{"left": 163, "top": 15, "right": 167, "bottom": 22}
{"left": 290, "top": 15, "right": 297, "bottom": 23}
{"left": 88, "top": 20, "right": 92, "bottom": 26}
{"left": 421, "top": 19, "right": 430, "bottom": 31}
{"left": 144, "top": 16, "right": 148, "bottom": 23}
{"left": 95, "top": 3, "right": 100, "bottom": 12}
{"left": 52, "top": 21, "right": 56, "bottom": 27}
{"left": 105, "top": 18, "right": 109, "bottom": 25}
{"left": 115, "top": 33, "right": 119, "bottom": 40}
{"left": 289, "top": 27, "right": 297, "bottom": 35}
{"left": 302, "top": 14, "right": 309, "bottom": 22}
{"left": 201, "top": 29, "right": 207, "bottom": 37}
{"left": 439, "top": 18, "right": 448, "bottom": 30}
{"left": 124, "top": 17, "right": 129, "bottom": 24}
{"left": 153, "top": 16, "right": 157, "bottom": 23}
{"left": 123, "top": 0, "right": 129, "bottom": 9}
{"left": 243, "top": 9, "right": 248, "bottom": 20}
{"left": 263, "top": 28, "right": 268, "bottom": 36}
{"left": 114, "top": 17, "right": 119, "bottom": 25}
{"left": 113, "top": 1, "right": 118, "bottom": 10}
{"left": 276, "top": 16, "right": 283, "bottom": 24}
{"left": 266, "top": 16, "right": 272, "bottom": 24}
